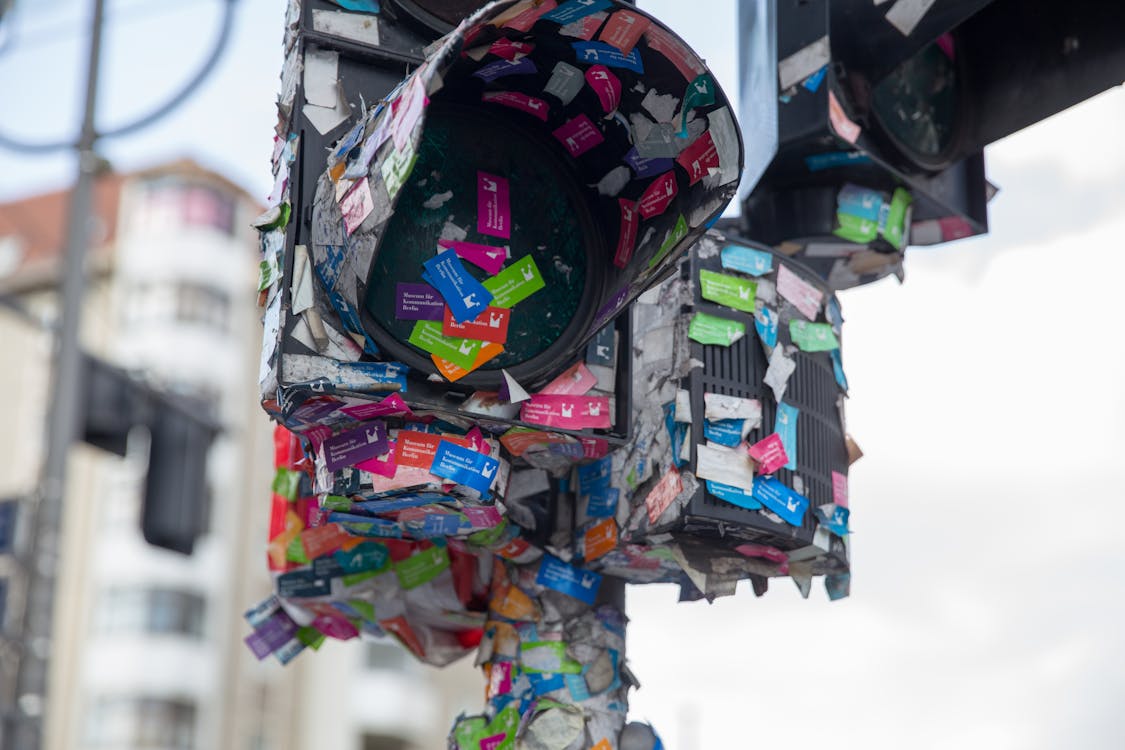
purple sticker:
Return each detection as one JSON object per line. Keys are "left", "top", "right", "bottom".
{"left": 321, "top": 421, "right": 390, "bottom": 472}
{"left": 245, "top": 611, "right": 298, "bottom": 659}
{"left": 438, "top": 239, "right": 507, "bottom": 275}
{"left": 624, "top": 147, "right": 673, "bottom": 179}
{"left": 593, "top": 285, "right": 629, "bottom": 329}
{"left": 463, "top": 505, "right": 503, "bottom": 529}
{"left": 422, "top": 249, "right": 493, "bottom": 324}
{"left": 553, "top": 114, "right": 604, "bottom": 158}
{"left": 473, "top": 56, "right": 538, "bottom": 83}
{"left": 477, "top": 171, "right": 511, "bottom": 239}
{"left": 395, "top": 282, "right": 444, "bottom": 321}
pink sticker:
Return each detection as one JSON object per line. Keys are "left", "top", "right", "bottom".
{"left": 487, "top": 661, "right": 513, "bottom": 698}
{"left": 340, "top": 178, "right": 375, "bottom": 236}
{"left": 482, "top": 90, "right": 550, "bottom": 121}
{"left": 828, "top": 91, "right": 861, "bottom": 144}
{"left": 938, "top": 216, "right": 975, "bottom": 241}
{"left": 614, "top": 198, "right": 639, "bottom": 268}
{"left": 831, "top": 470, "right": 849, "bottom": 509}
{"left": 598, "top": 8, "right": 650, "bottom": 55}
{"left": 312, "top": 613, "right": 358, "bottom": 640}
{"left": 464, "top": 505, "right": 503, "bottom": 529}
{"left": 645, "top": 467, "right": 683, "bottom": 524}
{"left": 340, "top": 393, "right": 412, "bottom": 421}
{"left": 584, "top": 65, "right": 621, "bottom": 113}
{"left": 777, "top": 264, "right": 824, "bottom": 320}
{"left": 480, "top": 734, "right": 507, "bottom": 750}
{"left": 581, "top": 437, "right": 609, "bottom": 459}
{"left": 520, "top": 395, "right": 611, "bottom": 429}
{"left": 465, "top": 426, "right": 491, "bottom": 456}
{"left": 502, "top": 0, "right": 557, "bottom": 31}
{"left": 438, "top": 239, "right": 507, "bottom": 275}
{"left": 735, "top": 543, "right": 789, "bottom": 572}
{"left": 356, "top": 441, "right": 397, "bottom": 478}
{"left": 675, "top": 130, "right": 719, "bottom": 186}
{"left": 489, "top": 37, "right": 535, "bottom": 60}
{"left": 392, "top": 77, "right": 428, "bottom": 152}
{"left": 553, "top": 114, "right": 604, "bottom": 158}
{"left": 643, "top": 24, "right": 705, "bottom": 81}
{"left": 300, "top": 424, "right": 333, "bottom": 453}
{"left": 638, "top": 171, "right": 679, "bottom": 219}
{"left": 477, "top": 171, "right": 511, "bottom": 239}
{"left": 540, "top": 361, "right": 598, "bottom": 396}
{"left": 747, "top": 433, "right": 789, "bottom": 475}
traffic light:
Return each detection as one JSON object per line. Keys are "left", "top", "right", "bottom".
{"left": 737, "top": 0, "right": 1125, "bottom": 283}
{"left": 81, "top": 353, "right": 219, "bottom": 555}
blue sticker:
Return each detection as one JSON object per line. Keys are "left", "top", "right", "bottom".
{"left": 721, "top": 243, "right": 773, "bottom": 276}
{"left": 706, "top": 480, "right": 761, "bottom": 510}
{"left": 585, "top": 487, "right": 619, "bottom": 518}
{"left": 836, "top": 184, "right": 883, "bottom": 222}
{"left": 775, "top": 402, "right": 799, "bottom": 470}
{"left": 814, "top": 504, "right": 850, "bottom": 536}
{"left": 430, "top": 441, "right": 500, "bottom": 494}
{"left": 831, "top": 348, "right": 849, "bottom": 392}
{"left": 336, "top": 361, "right": 409, "bottom": 393}
{"left": 566, "top": 673, "right": 592, "bottom": 702}
{"left": 548, "top": 442, "right": 585, "bottom": 459}
{"left": 577, "top": 456, "right": 612, "bottom": 496}
{"left": 752, "top": 476, "right": 809, "bottom": 526}
{"left": 422, "top": 250, "right": 492, "bottom": 323}
{"left": 826, "top": 299, "right": 844, "bottom": 330}
{"left": 804, "top": 151, "right": 871, "bottom": 173}
{"left": 826, "top": 572, "right": 851, "bottom": 601}
{"left": 277, "top": 569, "right": 330, "bottom": 598}
{"left": 421, "top": 513, "right": 471, "bottom": 537}
{"left": 802, "top": 65, "right": 827, "bottom": 92}
{"left": 571, "top": 42, "right": 645, "bottom": 73}
{"left": 544, "top": 0, "right": 612, "bottom": 24}
{"left": 315, "top": 244, "right": 347, "bottom": 291}
{"left": 703, "top": 419, "right": 744, "bottom": 448}
{"left": 356, "top": 493, "right": 454, "bottom": 514}
{"left": 473, "top": 57, "right": 538, "bottom": 82}
{"left": 755, "top": 307, "right": 779, "bottom": 349}
{"left": 663, "top": 404, "right": 688, "bottom": 469}
{"left": 327, "top": 512, "right": 404, "bottom": 537}
{"left": 527, "top": 671, "right": 566, "bottom": 695}
{"left": 333, "top": 541, "right": 390, "bottom": 574}
{"left": 330, "top": 0, "right": 381, "bottom": 13}
{"left": 624, "top": 147, "right": 674, "bottom": 179}
{"left": 536, "top": 555, "right": 602, "bottom": 605}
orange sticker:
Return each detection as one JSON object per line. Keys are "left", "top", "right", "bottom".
{"left": 598, "top": 9, "right": 650, "bottom": 55}
{"left": 583, "top": 518, "right": 618, "bottom": 562}
{"left": 380, "top": 615, "right": 426, "bottom": 659}
{"left": 499, "top": 429, "right": 574, "bottom": 457}
{"left": 267, "top": 509, "right": 304, "bottom": 569}
{"left": 592, "top": 741, "right": 613, "bottom": 750}
{"left": 432, "top": 341, "right": 504, "bottom": 381}
{"left": 300, "top": 523, "right": 348, "bottom": 559}
{"left": 395, "top": 431, "right": 470, "bottom": 469}
{"left": 490, "top": 582, "right": 540, "bottom": 622}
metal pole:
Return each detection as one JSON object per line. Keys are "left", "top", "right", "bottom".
{"left": 10, "top": 0, "right": 105, "bottom": 747}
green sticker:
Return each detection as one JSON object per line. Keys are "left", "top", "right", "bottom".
{"left": 699, "top": 269, "right": 757, "bottom": 313}
{"left": 452, "top": 716, "right": 489, "bottom": 750}
{"left": 408, "top": 320, "right": 482, "bottom": 369}
{"left": 296, "top": 625, "right": 327, "bottom": 650}
{"left": 521, "top": 641, "right": 584, "bottom": 674}
{"left": 789, "top": 320, "right": 840, "bottom": 352}
{"left": 688, "top": 312, "right": 745, "bottom": 346}
{"left": 341, "top": 569, "right": 380, "bottom": 587}
{"left": 485, "top": 705, "right": 520, "bottom": 750}
{"left": 468, "top": 518, "right": 509, "bottom": 548}
{"left": 882, "top": 187, "right": 912, "bottom": 250}
{"left": 483, "top": 255, "right": 545, "bottom": 308}
{"left": 285, "top": 534, "right": 309, "bottom": 565}
{"left": 272, "top": 468, "right": 301, "bottom": 501}
{"left": 649, "top": 214, "right": 688, "bottom": 269}
{"left": 834, "top": 212, "right": 878, "bottom": 244}
{"left": 321, "top": 494, "right": 351, "bottom": 511}
{"left": 394, "top": 542, "right": 450, "bottom": 590}
{"left": 381, "top": 139, "right": 417, "bottom": 201}
{"left": 347, "top": 598, "right": 377, "bottom": 623}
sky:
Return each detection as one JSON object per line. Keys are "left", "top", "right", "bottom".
{"left": 2, "top": 1, "right": 1124, "bottom": 748}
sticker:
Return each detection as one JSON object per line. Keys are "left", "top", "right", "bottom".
{"left": 837, "top": 183, "right": 883, "bottom": 221}
{"left": 777, "top": 264, "right": 824, "bottom": 320}
{"left": 482, "top": 255, "right": 545, "bottom": 308}
{"left": 443, "top": 306, "right": 511, "bottom": 344}
{"left": 775, "top": 402, "right": 799, "bottom": 471}
{"left": 748, "top": 433, "right": 788, "bottom": 475}
{"left": 430, "top": 440, "right": 501, "bottom": 494}
{"left": 753, "top": 476, "right": 809, "bottom": 527}
{"left": 688, "top": 312, "right": 745, "bottom": 346}
{"left": 803, "top": 65, "right": 827, "bottom": 92}
{"left": 831, "top": 348, "right": 849, "bottom": 391}
{"left": 355, "top": 442, "right": 397, "bottom": 478}
{"left": 645, "top": 468, "right": 683, "bottom": 524}
{"left": 679, "top": 74, "right": 716, "bottom": 135}
{"left": 394, "top": 282, "right": 444, "bottom": 320}
{"left": 805, "top": 151, "right": 871, "bottom": 172}
{"left": 339, "top": 178, "right": 375, "bottom": 236}
{"left": 277, "top": 568, "right": 330, "bottom": 599}
{"left": 499, "top": 0, "right": 557, "bottom": 31}
{"left": 675, "top": 131, "right": 719, "bottom": 185}
{"left": 699, "top": 269, "right": 756, "bottom": 313}
{"left": 421, "top": 513, "right": 471, "bottom": 537}
{"left": 396, "top": 431, "right": 470, "bottom": 469}
{"left": 489, "top": 37, "right": 535, "bottom": 61}
{"left": 432, "top": 342, "right": 504, "bottom": 381}
{"left": 581, "top": 437, "right": 609, "bottom": 459}
{"left": 613, "top": 199, "right": 639, "bottom": 269}
{"left": 333, "top": 541, "right": 390, "bottom": 575}
{"left": 521, "top": 395, "right": 611, "bottom": 429}
{"left": 422, "top": 249, "right": 493, "bottom": 323}
{"left": 553, "top": 114, "right": 604, "bottom": 158}
{"left": 721, "top": 243, "right": 773, "bottom": 276}
{"left": 828, "top": 90, "right": 861, "bottom": 144}
{"left": 578, "top": 456, "right": 612, "bottom": 495}
{"left": 884, "top": 0, "right": 938, "bottom": 36}
{"left": 789, "top": 320, "right": 840, "bottom": 352}
{"left": 464, "top": 505, "right": 503, "bottom": 529}
{"left": 585, "top": 65, "right": 622, "bottom": 113}
{"left": 544, "top": 61, "right": 585, "bottom": 105}
{"left": 778, "top": 35, "right": 830, "bottom": 91}
{"left": 832, "top": 470, "right": 849, "bottom": 508}
{"left": 755, "top": 307, "right": 779, "bottom": 349}
{"left": 391, "top": 77, "right": 427, "bottom": 152}
{"left": 477, "top": 172, "right": 511, "bottom": 239}
{"left": 321, "top": 422, "right": 389, "bottom": 472}
{"left": 408, "top": 320, "right": 481, "bottom": 370}
{"left": 650, "top": 213, "right": 688, "bottom": 268}
{"left": 695, "top": 442, "right": 757, "bottom": 492}
{"left": 559, "top": 10, "right": 606, "bottom": 40}
{"left": 702, "top": 394, "right": 760, "bottom": 428}
{"left": 624, "top": 147, "right": 673, "bottom": 179}
{"left": 703, "top": 419, "right": 744, "bottom": 448}
{"left": 642, "top": 24, "right": 704, "bottom": 81}
{"left": 597, "top": 8, "right": 649, "bottom": 55}
{"left": 339, "top": 394, "right": 411, "bottom": 422}
{"left": 536, "top": 555, "right": 602, "bottom": 605}
{"left": 583, "top": 518, "right": 618, "bottom": 561}
{"left": 543, "top": 0, "right": 612, "bottom": 25}
{"left": 585, "top": 487, "right": 619, "bottom": 518}
{"left": 706, "top": 479, "right": 761, "bottom": 510}
{"left": 814, "top": 503, "right": 850, "bottom": 536}
{"left": 301, "top": 523, "right": 348, "bottom": 559}
{"left": 395, "top": 543, "right": 450, "bottom": 590}
{"left": 482, "top": 90, "right": 550, "bottom": 121}
{"left": 541, "top": 361, "right": 598, "bottom": 396}
{"left": 381, "top": 140, "right": 418, "bottom": 201}
{"left": 638, "top": 171, "right": 678, "bottom": 219}
{"left": 571, "top": 42, "right": 644, "bottom": 73}
{"left": 438, "top": 239, "right": 507, "bottom": 275}
{"left": 586, "top": 325, "right": 615, "bottom": 367}
{"left": 474, "top": 56, "right": 538, "bottom": 82}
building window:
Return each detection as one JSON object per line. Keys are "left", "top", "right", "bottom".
{"left": 123, "top": 281, "right": 230, "bottom": 333}
{"left": 365, "top": 642, "right": 409, "bottom": 672}
{"left": 85, "top": 696, "right": 197, "bottom": 750}
{"left": 139, "top": 179, "right": 236, "bottom": 236}
{"left": 360, "top": 734, "right": 409, "bottom": 750}
{"left": 93, "top": 587, "right": 206, "bottom": 638}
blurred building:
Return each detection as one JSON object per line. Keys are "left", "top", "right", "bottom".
{"left": 0, "top": 159, "right": 480, "bottom": 750}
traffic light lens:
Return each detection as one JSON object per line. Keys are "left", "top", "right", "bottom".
{"left": 871, "top": 40, "right": 960, "bottom": 169}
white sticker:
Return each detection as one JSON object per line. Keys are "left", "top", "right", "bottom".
{"left": 884, "top": 0, "right": 938, "bottom": 36}
{"left": 778, "top": 35, "right": 829, "bottom": 91}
